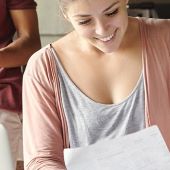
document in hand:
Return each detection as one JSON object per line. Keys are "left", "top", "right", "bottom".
{"left": 64, "top": 126, "right": 170, "bottom": 170}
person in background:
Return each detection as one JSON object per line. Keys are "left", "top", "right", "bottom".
{"left": 0, "top": 0, "right": 41, "bottom": 169}
{"left": 23, "top": 0, "right": 170, "bottom": 169}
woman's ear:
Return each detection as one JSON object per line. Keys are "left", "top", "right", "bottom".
{"left": 60, "top": 7, "right": 70, "bottom": 21}
{"left": 63, "top": 13, "right": 69, "bottom": 21}
{"left": 126, "top": 0, "right": 129, "bottom": 4}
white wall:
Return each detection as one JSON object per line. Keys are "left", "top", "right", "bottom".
{"left": 35, "top": 0, "right": 73, "bottom": 47}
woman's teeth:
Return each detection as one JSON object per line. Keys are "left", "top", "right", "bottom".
{"left": 98, "top": 34, "right": 114, "bottom": 42}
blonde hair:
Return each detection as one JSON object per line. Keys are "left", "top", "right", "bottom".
{"left": 58, "top": 0, "right": 75, "bottom": 14}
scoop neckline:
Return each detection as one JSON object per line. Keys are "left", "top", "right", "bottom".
{"left": 49, "top": 18, "right": 144, "bottom": 107}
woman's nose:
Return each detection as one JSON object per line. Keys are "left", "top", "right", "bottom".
{"left": 95, "top": 19, "right": 108, "bottom": 35}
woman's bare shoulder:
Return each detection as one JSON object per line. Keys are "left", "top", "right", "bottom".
{"left": 52, "top": 31, "right": 79, "bottom": 55}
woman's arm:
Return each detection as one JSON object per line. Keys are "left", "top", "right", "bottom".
{"left": 23, "top": 50, "right": 66, "bottom": 170}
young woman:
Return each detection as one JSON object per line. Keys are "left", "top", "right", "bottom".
{"left": 23, "top": 0, "right": 170, "bottom": 169}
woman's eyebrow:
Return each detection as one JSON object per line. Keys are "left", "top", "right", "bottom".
{"left": 73, "top": 1, "right": 120, "bottom": 18}
{"left": 73, "top": 14, "right": 91, "bottom": 18}
{"left": 103, "top": 1, "right": 119, "bottom": 13}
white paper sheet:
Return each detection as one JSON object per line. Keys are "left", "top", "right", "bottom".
{"left": 64, "top": 126, "right": 170, "bottom": 170}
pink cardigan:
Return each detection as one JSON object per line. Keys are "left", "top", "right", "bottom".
{"left": 23, "top": 18, "right": 170, "bottom": 170}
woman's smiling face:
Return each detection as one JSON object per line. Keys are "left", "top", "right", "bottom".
{"left": 65, "top": 0, "right": 129, "bottom": 53}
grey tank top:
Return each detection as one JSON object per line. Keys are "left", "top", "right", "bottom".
{"left": 51, "top": 47, "right": 145, "bottom": 148}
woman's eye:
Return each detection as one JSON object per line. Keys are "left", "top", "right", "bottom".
{"left": 106, "top": 9, "right": 119, "bottom": 16}
{"left": 78, "top": 19, "right": 91, "bottom": 25}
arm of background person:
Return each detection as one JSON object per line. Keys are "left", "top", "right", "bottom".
{"left": 0, "top": 9, "right": 41, "bottom": 68}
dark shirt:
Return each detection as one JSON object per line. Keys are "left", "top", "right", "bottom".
{"left": 0, "top": 0, "right": 37, "bottom": 112}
